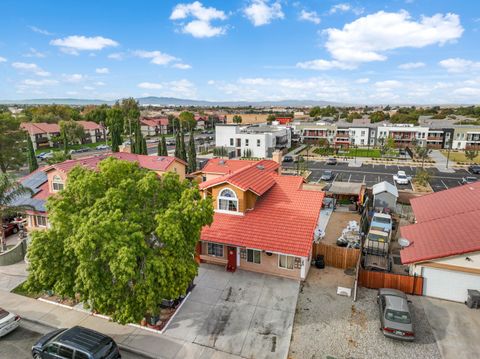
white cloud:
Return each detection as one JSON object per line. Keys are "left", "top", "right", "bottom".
{"left": 20, "top": 79, "right": 58, "bottom": 86}
{"left": 95, "top": 67, "right": 110, "bottom": 74}
{"left": 374, "top": 80, "right": 403, "bottom": 90}
{"left": 172, "top": 63, "right": 192, "bottom": 69}
{"left": 137, "top": 79, "right": 197, "bottom": 98}
{"left": 108, "top": 52, "right": 124, "bottom": 60}
{"left": 329, "top": 3, "right": 364, "bottom": 16}
{"left": 94, "top": 81, "right": 106, "bottom": 86}
{"left": 398, "top": 62, "right": 426, "bottom": 70}
{"left": 66, "top": 91, "right": 78, "bottom": 96}
{"left": 28, "top": 26, "right": 53, "bottom": 36}
{"left": 324, "top": 11, "right": 463, "bottom": 64}
{"left": 296, "top": 59, "right": 355, "bottom": 70}
{"left": 170, "top": 1, "right": 227, "bottom": 38}
{"left": 244, "top": 0, "right": 284, "bottom": 27}
{"left": 299, "top": 10, "right": 320, "bottom": 25}
{"left": 50, "top": 35, "right": 118, "bottom": 54}
{"left": 138, "top": 82, "right": 163, "bottom": 90}
{"left": 133, "top": 50, "right": 178, "bottom": 65}
{"left": 23, "top": 48, "right": 46, "bottom": 58}
{"left": 453, "top": 87, "right": 480, "bottom": 97}
{"left": 83, "top": 86, "right": 95, "bottom": 91}
{"left": 0, "top": 56, "right": 7, "bottom": 63}
{"left": 12, "top": 62, "right": 50, "bottom": 76}
{"left": 355, "top": 78, "right": 370, "bottom": 84}
{"left": 62, "top": 73, "right": 84, "bottom": 83}
{"left": 439, "top": 58, "right": 480, "bottom": 73}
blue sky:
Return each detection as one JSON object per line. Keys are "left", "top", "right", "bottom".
{"left": 0, "top": 0, "right": 479, "bottom": 104}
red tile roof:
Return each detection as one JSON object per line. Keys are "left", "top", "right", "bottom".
{"left": 199, "top": 160, "right": 279, "bottom": 195}
{"left": 140, "top": 118, "right": 168, "bottom": 127}
{"left": 201, "top": 176, "right": 324, "bottom": 257}
{"left": 21, "top": 122, "right": 60, "bottom": 135}
{"left": 76, "top": 121, "right": 102, "bottom": 131}
{"left": 400, "top": 182, "right": 480, "bottom": 264}
{"left": 201, "top": 158, "right": 258, "bottom": 175}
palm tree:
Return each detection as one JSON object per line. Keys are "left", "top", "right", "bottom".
{"left": 0, "top": 174, "right": 33, "bottom": 251}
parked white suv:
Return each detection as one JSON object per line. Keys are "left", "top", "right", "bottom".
{"left": 393, "top": 171, "right": 411, "bottom": 185}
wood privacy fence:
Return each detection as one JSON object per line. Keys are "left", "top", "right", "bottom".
{"left": 358, "top": 268, "right": 423, "bottom": 295}
{"left": 312, "top": 243, "right": 360, "bottom": 269}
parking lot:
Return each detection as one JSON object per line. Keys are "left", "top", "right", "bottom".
{"left": 164, "top": 264, "right": 299, "bottom": 359}
{"left": 284, "top": 161, "right": 479, "bottom": 192}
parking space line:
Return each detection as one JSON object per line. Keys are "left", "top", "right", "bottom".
{"left": 440, "top": 180, "right": 448, "bottom": 189}
{"left": 348, "top": 174, "right": 352, "bottom": 182}
{"left": 332, "top": 174, "right": 338, "bottom": 184}
{"left": 362, "top": 175, "right": 366, "bottom": 184}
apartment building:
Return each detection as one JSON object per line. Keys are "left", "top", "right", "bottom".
{"left": 215, "top": 124, "right": 291, "bottom": 158}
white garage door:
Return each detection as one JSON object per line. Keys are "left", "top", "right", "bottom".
{"left": 423, "top": 267, "right": 480, "bottom": 302}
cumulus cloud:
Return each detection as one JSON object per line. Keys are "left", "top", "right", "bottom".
{"left": 398, "top": 62, "right": 425, "bottom": 70}
{"left": 12, "top": 62, "right": 50, "bottom": 76}
{"left": 439, "top": 58, "right": 480, "bottom": 73}
{"left": 172, "top": 63, "right": 192, "bottom": 69}
{"left": 355, "top": 78, "right": 370, "bottom": 84}
{"left": 296, "top": 59, "right": 355, "bottom": 70}
{"left": 453, "top": 87, "right": 480, "bottom": 97}
{"left": 108, "top": 52, "right": 124, "bottom": 60}
{"left": 95, "top": 67, "right": 110, "bottom": 74}
{"left": 0, "top": 56, "right": 7, "bottom": 63}
{"left": 299, "top": 10, "right": 320, "bottom": 25}
{"left": 28, "top": 25, "right": 53, "bottom": 36}
{"left": 329, "top": 3, "right": 363, "bottom": 16}
{"left": 244, "top": 0, "right": 284, "bottom": 27}
{"left": 23, "top": 48, "right": 46, "bottom": 58}
{"left": 20, "top": 79, "right": 58, "bottom": 86}
{"left": 62, "top": 73, "right": 85, "bottom": 83}
{"left": 170, "top": 1, "right": 227, "bottom": 38}
{"left": 133, "top": 50, "right": 191, "bottom": 69}
{"left": 137, "top": 79, "right": 197, "bottom": 98}
{"left": 50, "top": 35, "right": 118, "bottom": 55}
{"left": 374, "top": 80, "right": 403, "bottom": 90}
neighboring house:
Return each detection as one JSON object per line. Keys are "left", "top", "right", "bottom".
{"left": 400, "top": 182, "right": 480, "bottom": 302}
{"left": 372, "top": 181, "right": 398, "bottom": 212}
{"left": 194, "top": 115, "right": 206, "bottom": 130}
{"left": 215, "top": 124, "right": 291, "bottom": 159}
{"left": 140, "top": 117, "right": 169, "bottom": 137}
{"left": 13, "top": 153, "right": 187, "bottom": 231}
{"left": 21, "top": 121, "right": 105, "bottom": 150}
{"left": 192, "top": 158, "right": 263, "bottom": 182}
{"left": 197, "top": 160, "right": 324, "bottom": 280}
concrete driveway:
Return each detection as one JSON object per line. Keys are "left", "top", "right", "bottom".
{"left": 0, "top": 262, "right": 27, "bottom": 291}
{"left": 164, "top": 264, "right": 299, "bottom": 359}
{"left": 421, "top": 296, "right": 480, "bottom": 359}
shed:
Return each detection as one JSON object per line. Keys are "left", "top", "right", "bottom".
{"left": 327, "top": 182, "right": 366, "bottom": 204}
{"left": 372, "top": 181, "right": 398, "bottom": 212}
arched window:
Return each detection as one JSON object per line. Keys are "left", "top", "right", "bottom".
{"left": 218, "top": 188, "right": 238, "bottom": 212}
{"left": 52, "top": 175, "right": 64, "bottom": 192}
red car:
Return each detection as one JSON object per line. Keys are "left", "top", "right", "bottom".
{"left": 2, "top": 223, "right": 19, "bottom": 237}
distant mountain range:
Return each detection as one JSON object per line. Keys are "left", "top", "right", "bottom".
{"left": 0, "top": 96, "right": 342, "bottom": 107}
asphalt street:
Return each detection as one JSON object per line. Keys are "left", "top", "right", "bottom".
{"left": 0, "top": 321, "right": 148, "bottom": 359}
{"left": 283, "top": 160, "right": 479, "bottom": 192}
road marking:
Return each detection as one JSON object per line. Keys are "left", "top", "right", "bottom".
{"left": 348, "top": 174, "right": 352, "bottom": 182}
{"left": 362, "top": 175, "right": 366, "bottom": 184}
{"left": 440, "top": 180, "right": 448, "bottom": 189}
{"left": 332, "top": 173, "right": 338, "bottom": 184}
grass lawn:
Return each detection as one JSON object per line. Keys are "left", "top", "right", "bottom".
{"left": 441, "top": 150, "right": 480, "bottom": 163}
{"left": 343, "top": 148, "right": 382, "bottom": 158}
{"left": 11, "top": 281, "right": 42, "bottom": 299}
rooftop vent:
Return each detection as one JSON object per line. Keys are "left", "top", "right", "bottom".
{"left": 256, "top": 164, "right": 265, "bottom": 170}
{"left": 219, "top": 159, "right": 225, "bottom": 165}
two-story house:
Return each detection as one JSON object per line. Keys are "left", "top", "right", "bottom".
{"left": 14, "top": 153, "right": 187, "bottom": 231}
{"left": 197, "top": 160, "right": 324, "bottom": 280}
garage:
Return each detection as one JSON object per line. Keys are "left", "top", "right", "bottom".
{"left": 422, "top": 266, "right": 480, "bottom": 302}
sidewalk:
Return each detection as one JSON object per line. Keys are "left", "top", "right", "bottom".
{"left": 430, "top": 149, "right": 456, "bottom": 173}
{"left": 0, "top": 289, "right": 238, "bottom": 359}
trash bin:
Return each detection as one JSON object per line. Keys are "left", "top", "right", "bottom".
{"left": 466, "top": 289, "right": 480, "bottom": 309}
{"left": 315, "top": 255, "right": 325, "bottom": 269}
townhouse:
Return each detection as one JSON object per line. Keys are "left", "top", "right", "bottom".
{"left": 215, "top": 124, "right": 291, "bottom": 158}
{"left": 197, "top": 159, "right": 324, "bottom": 280}
{"left": 140, "top": 117, "right": 169, "bottom": 137}
{"left": 21, "top": 121, "right": 105, "bottom": 150}
{"left": 13, "top": 153, "right": 187, "bottom": 230}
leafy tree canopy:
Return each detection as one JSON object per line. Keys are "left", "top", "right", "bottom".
{"left": 24, "top": 105, "right": 80, "bottom": 123}
{"left": 179, "top": 111, "right": 196, "bottom": 131}
{"left": 0, "top": 112, "right": 26, "bottom": 173}
{"left": 59, "top": 120, "right": 85, "bottom": 145}
{"left": 26, "top": 158, "right": 213, "bottom": 324}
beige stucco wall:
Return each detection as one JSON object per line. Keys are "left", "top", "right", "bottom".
{"left": 211, "top": 183, "right": 256, "bottom": 213}
{"left": 47, "top": 169, "right": 67, "bottom": 194}
{"left": 239, "top": 250, "right": 302, "bottom": 280}
{"left": 409, "top": 251, "right": 480, "bottom": 276}
{"left": 164, "top": 161, "right": 186, "bottom": 180}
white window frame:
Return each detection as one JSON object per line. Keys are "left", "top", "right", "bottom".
{"left": 246, "top": 249, "right": 261, "bottom": 264}
{"left": 217, "top": 188, "right": 238, "bottom": 212}
{"left": 35, "top": 215, "right": 47, "bottom": 227}
{"left": 51, "top": 175, "right": 64, "bottom": 192}
{"left": 278, "top": 254, "right": 295, "bottom": 270}
{"left": 207, "top": 242, "right": 224, "bottom": 257}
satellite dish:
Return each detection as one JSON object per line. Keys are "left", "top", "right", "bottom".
{"left": 398, "top": 237, "right": 410, "bottom": 247}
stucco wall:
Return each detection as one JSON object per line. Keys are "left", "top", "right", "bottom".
{"left": 410, "top": 252, "right": 480, "bottom": 276}
{"left": 211, "top": 183, "right": 254, "bottom": 212}
{"left": 0, "top": 239, "right": 27, "bottom": 266}
{"left": 239, "top": 250, "right": 302, "bottom": 280}
{"left": 164, "top": 161, "right": 186, "bottom": 180}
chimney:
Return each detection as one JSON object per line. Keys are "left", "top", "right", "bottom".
{"left": 272, "top": 150, "right": 282, "bottom": 175}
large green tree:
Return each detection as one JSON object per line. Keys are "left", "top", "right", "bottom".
{"left": 106, "top": 107, "right": 124, "bottom": 152}
{"left": 0, "top": 174, "right": 33, "bottom": 251}
{"left": 59, "top": 120, "right": 86, "bottom": 148}
{"left": 0, "top": 113, "right": 26, "bottom": 173}
{"left": 26, "top": 135, "right": 38, "bottom": 173}
{"left": 26, "top": 158, "right": 213, "bottom": 323}
{"left": 179, "top": 111, "right": 196, "bottom": 132}
{"left": 158, "top": 135, "right": 168, "bottom": 156}
{"left": 120, "top": 98, "right": 140, "bottom": 142}
{"left": 187, "top": 130, "right": 197, "bottom": 173}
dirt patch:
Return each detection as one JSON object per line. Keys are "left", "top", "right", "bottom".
{"left": 322, "top": 211, "right": 361, "bottom": 245}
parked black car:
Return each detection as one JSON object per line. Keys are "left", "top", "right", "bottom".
{"left": 468, "top": 165, "right": 480, "bottom": 174}
{"left": 32, "top": 326, "right": 121, "bottom": 359}
{"left": 283, "top": 155, "right": 293, "bottom": 162}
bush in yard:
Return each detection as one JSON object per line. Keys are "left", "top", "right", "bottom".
{"left": 415, "top": 169, "right": 431, "bottom": 187}
{"left": 25, "top": 157, "right": 213, "bottom": 324}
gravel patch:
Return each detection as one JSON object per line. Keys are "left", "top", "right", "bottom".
{"left": 288, "top": 267, "right": 441, "bottom": 359}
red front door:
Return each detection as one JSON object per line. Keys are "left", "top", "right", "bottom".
{"left": 226, "top": 246, "right": 237, "bottom": 272}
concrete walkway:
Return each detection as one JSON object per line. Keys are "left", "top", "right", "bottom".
{"left": 430, "top": 150, "right": 456, "bottom": 173}
{"left": 0, "top": 289, "right": 239, "bottom": 359}
{"left": 0, "top": 262, "right": 27, "bottom": 291}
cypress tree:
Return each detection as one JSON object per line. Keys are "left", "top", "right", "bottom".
{"left": 141, "top": 136, "right": 147, "bottom": 155}
{"left": 187, "top": 130, "right": 197, "bottom": 173}
{"left": 174, "top": 131, "right": 181, "bottom": 159}
{"left": 62, "top": 130, "right": 68, "bottom": 155}
{"left": 26, "top": 135, "right": 38, "bottom": 173}
{"left": 180, "top": 129, "right": 187, "bottom": 162}
{"left": 158, "top": 135, "right": 168, "bottom": 156}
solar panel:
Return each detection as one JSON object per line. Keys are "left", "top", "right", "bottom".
{"left": 21, "top": 171, "right": 47, "bottom": 191}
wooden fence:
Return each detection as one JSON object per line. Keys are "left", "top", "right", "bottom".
{"left": 312, "top": 243, "right": 360, "bottom": 269}
{"left": 358, "top": 268, "right": 423, "bottom": 295}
